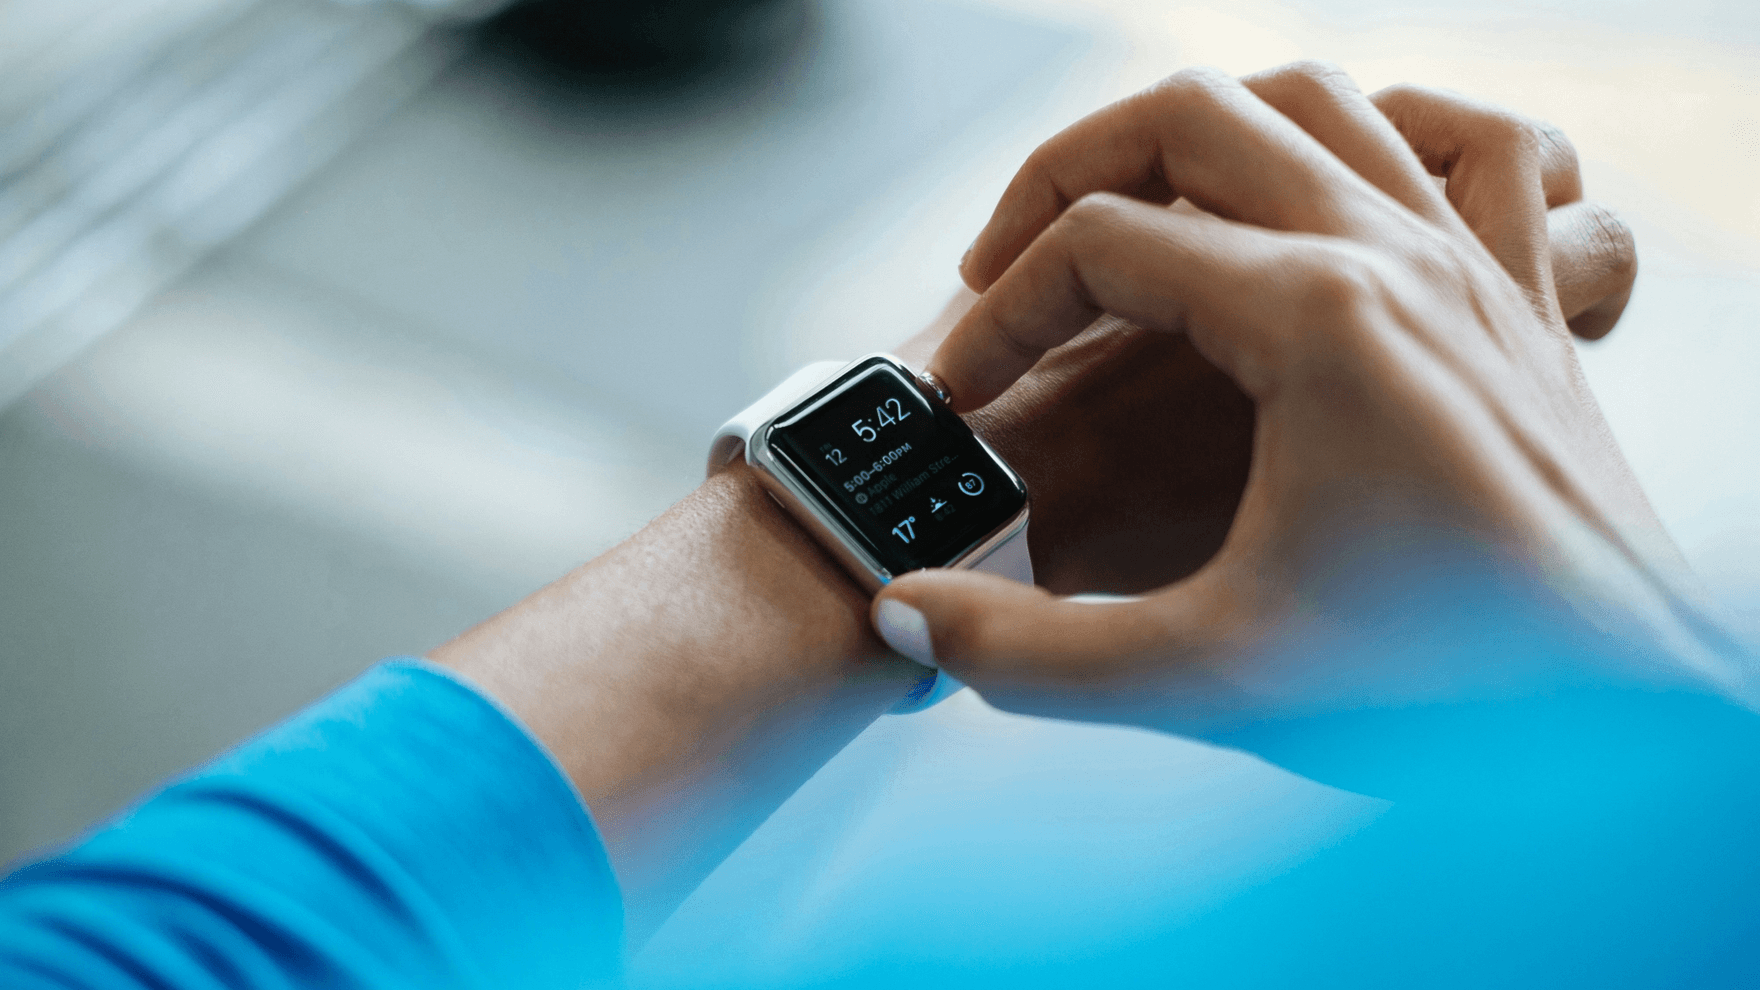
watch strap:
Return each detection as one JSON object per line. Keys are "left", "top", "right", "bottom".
{"left": 967, "top": 521, "right": 1033, "bottom": 584}
{"left": 708, "top": 361, "right": 845, "bottom": 474}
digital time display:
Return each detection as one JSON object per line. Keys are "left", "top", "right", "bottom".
{"left": 767, "top": 358, "right": 1027, "bottom": 576}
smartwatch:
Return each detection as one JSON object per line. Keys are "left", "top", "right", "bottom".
{"left": 708, "top": 353, "right": 1033, "bottom": 709}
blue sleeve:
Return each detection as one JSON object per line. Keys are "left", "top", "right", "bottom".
{"left": 0, "top": 658, "right": 623, "bottom": 990}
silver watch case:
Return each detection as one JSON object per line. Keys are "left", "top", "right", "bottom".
{"left": 742, "top": 354, "right": 1030, "bottom": 593}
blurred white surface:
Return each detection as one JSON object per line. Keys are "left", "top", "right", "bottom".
{"left": 37, "top": 257, "right": 700, "bottom": 590}
{"left": 0, "top": 0, "right": 453, "bottom": 410}
{"left": 234, "top": 0, "right": 1080, "bottom": 440}
{"left": 2, "top": 0, "right": 1758, "bottom": 974}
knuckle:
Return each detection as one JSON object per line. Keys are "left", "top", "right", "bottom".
{"left": 1060, "top": 190, "right": 1130, "bottom": 229}
{"left": 1405, "top": 237, "right": 1488, "bottom": 305}
{"left": 1276, "top": 58, "right": 1357, "bottom": 96}
{"left": 1481, "top": 109, "right": 1544, "bottom": 160}
{"left": 1147, "top": 65, "right": 1237, "bottom": 107}
{"left": 1534, "top": 118, "right": 1580, "bottom": 169}
{"left": 1290, "top": 247, "right": 1409, "bottom": 364}
{"left": 1300, "top": 246, "right": 1386, "bottom": 319}
{"left": 1017, "top": 146, "right": 1060, "bottom": 200}
{"left": 1531, "top": 118, "right": 1584, "bottom": 201}
{"left": 1051, "top": 192, "right": 1137, "bottom": 263}
{"left": 1250, "top": 59, "right": 1362, "bottom": 118}
{"left": 1370, "top": 80, "right": 1428, "bottom": 106}
{"left": 1367, "top": 82, "right": 1447, "bottom": 126}
{"left": 1177, "top": 64, "right": 1235, "bottom": 90}
{"left": 983, "top": 304, "right": 1048, "bottom": 365}
{"left": 1578, "top": 204, "right": 1638, "bottom": 281}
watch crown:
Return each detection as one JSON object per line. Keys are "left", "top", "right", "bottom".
{"left": 917, "top": 369, "right": 952, "bottom": 405}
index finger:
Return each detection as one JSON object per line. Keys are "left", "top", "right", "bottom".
{"left": 928, "top": 193, "right": 1326, "bottom": 411}
{"left": 960, "top": 66, "right": 1398, "bottom": 292}
{"left": 963, "top": 63, "right": 1454, "bottom": 292}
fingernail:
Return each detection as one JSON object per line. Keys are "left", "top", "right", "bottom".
{"left": 876, "top": 599, "right": 938, "bottom": 668}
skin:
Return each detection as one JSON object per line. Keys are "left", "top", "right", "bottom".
{"left": 431, "top": 62, "right": 1660, "bottom": 946}
{"left": 880, "top": 63, "right": 1751, "bottom": 727}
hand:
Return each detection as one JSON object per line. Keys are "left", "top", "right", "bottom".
{"left": 896, "top": 69, "right": 1642, "bottom": 601}
{"left": 898, "top": 297, "right": 1255, "bottom": 596}
{"left": 872, "top": 62, "right": 1748, "bottom": 734}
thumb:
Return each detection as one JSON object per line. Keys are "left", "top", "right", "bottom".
{"left": 871, "top": 568, "right": 1219, "bottom": 687}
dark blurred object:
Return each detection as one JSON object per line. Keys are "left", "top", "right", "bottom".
{"left": 476, "top": 0, "right": 814, "bottom": 88}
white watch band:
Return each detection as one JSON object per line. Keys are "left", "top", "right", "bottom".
{"left": 966, "top": 521, "right": 1034, "bottom": 584}
{"left": 711, "top": 358, "right": 1033, "bottom": 714}
{"left": 707, "top": 361, "right": 845, "bottom": 476}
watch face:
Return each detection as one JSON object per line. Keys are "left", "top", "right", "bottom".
{"left": 766, "top": 357, "right": 1028, "bottom": 577}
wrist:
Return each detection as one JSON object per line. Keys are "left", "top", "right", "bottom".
{"left": 432, "top": 462, "right": 918, "bottom": 812}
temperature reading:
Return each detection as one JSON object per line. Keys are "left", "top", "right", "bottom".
{"left": 823, "top": 447, "right": 846, "bottom": 465}
{"left": 891, "top": 516, "right": 918, "bottom": 544}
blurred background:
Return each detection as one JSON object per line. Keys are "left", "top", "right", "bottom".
{"left": 2, "top": 0, "right": 1757, "bottom": 979}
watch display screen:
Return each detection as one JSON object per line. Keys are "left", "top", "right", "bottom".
{"left": 767, "top": 358, "right": 1027, "bottom": 576}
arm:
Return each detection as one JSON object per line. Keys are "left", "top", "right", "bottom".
{"left": 430, "top": 462, "right": 922, "bottom": 943}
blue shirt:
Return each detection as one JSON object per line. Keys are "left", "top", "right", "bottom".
{"left": 0, "top": 660, "right": 622, "bottom": 989}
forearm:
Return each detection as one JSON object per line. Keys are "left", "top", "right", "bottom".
{"left": 430, "top": 462, "right": 922, "bottom": 940}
